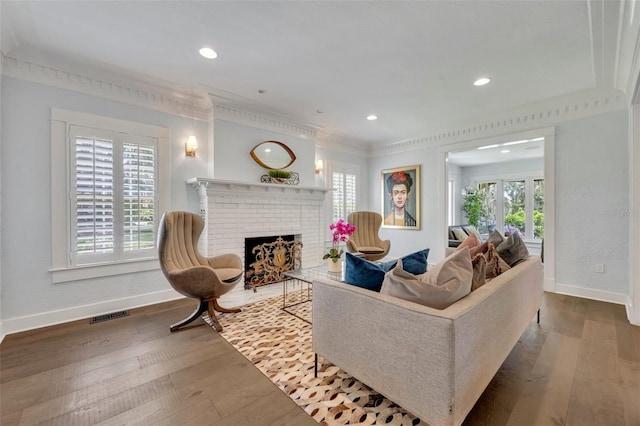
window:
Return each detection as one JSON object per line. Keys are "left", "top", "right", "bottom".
{"left": 474, "top": 176, "right": 543, "bottom": 240}
{"left": 325, "top": 161, "right": 360, "bottom": 225}
{"left": 70, "top": 126, "right": 157, "bottom": 266}
{"left": 51, "top": 109, "right": 170, "bottom": 283}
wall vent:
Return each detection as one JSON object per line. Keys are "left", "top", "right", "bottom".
{"left": 90, "top": 310, "right": 130, "bottom": 324}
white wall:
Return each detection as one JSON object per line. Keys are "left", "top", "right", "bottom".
{"left": 0, "top": 77, "right": 210, "bottom": 334}
{"left": 369, "top": 109, "right": 629, "bottom": 305}
{"left": 554, "top": 110, "right": 629, "bottom": 300}
{"left": 213, "top": 119, "right": 316, "bottom": 186}
{"left": 369, "top": 146, "right": 444, "bottom": 261}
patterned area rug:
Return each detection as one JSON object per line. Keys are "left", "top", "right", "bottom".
{"left": 204, "top": 290, "right": 423, "bottom": 425}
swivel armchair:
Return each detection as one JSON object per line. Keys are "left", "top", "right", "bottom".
{"left": 346, "top": 211, "right": 391, "bottom": 261}
{"left": 158, "top": 211, "right": 243, "bottom": 332}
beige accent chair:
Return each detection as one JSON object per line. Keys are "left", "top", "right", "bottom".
{"left": 346, "top": 211, "right": 390, "bottom": 261}
{"left": 158, "top": 211, "right": 243, "bottom": 332}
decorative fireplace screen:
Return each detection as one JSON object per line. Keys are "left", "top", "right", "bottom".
{"left": 244, "top": 235, "right": 302, "bottom": 289}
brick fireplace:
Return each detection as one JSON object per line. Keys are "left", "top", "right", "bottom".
{"left": 187, "top": 178, "right": 331, "bottom": 288}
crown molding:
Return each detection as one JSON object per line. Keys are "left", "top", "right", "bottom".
{"left": 213, "top": 103, "right": 318, "bottom": 140}
{"left": 371, "top": 88, "right": 628, "bottom": 157}
{"left": 1, "top": 53, "right": 212, "bottom": 121}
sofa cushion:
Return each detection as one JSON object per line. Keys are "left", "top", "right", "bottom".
{"left": 452, "top": 228, "right": 469, "bottom": 241}
{"left": 463, "top": 225, "right": 483, "bottom": 241}
{"left": 380, "top": 247, "right": 472, "bottom": 309}
{"left": 485, "top": 243, "right": 511, "bottom": 279}
{"left": 496, "top": 231, "right": 529, "bottom": 266}
{"left": 470, "top": 241, "right": 489, "bottom": 257}
{"left": 471, "top": 253, "right": 487, "bottom": 291}
{"left": 456, "top": 232, "right": 480, "bottom": 251}
{"left": 486, "top": 230, "right": 505, "bottom": 247}
{"left": 344, "top": 249, "right": 430, "bottom": 292}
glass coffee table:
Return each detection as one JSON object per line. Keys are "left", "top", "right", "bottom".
{"left": 282, "top": 265, "right": 343, "bottom": 323}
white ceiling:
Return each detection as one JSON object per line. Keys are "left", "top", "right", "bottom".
{"left": 1, "top": 1, "right": 635, "bottom": 146}
{"left": 447, "top": 138, "right": 544, "bottom": 167}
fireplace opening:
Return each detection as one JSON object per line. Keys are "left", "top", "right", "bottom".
{"left": 244, "top": 235, "right": 302, "bottom": 290}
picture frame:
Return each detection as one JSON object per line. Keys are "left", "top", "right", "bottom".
{"left": 381, "top": 165, "right": 421, "bottom": 229}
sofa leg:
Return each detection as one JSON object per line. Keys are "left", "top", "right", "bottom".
{"left": 314, "top": 353, "right": 318, "bottom": 378}
{"left": 537, "top": 309, "right": 540, "bottom": 324}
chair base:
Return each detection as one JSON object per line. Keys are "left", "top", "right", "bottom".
{"left": 170, "top": 298, "right": 241, "bottom": 333}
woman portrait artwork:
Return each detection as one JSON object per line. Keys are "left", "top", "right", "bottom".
{"left": 381, "top": 165, "right": 420, "bottom": 229}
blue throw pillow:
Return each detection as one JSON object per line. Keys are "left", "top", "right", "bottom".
{"left": 344, "top": 249, "right": 429, "bottom": 292}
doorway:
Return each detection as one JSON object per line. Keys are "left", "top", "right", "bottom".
{"left": 440, "top": 128, "right": 555, "bottom": 291}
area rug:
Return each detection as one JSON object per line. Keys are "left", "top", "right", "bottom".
{"left": 204, "top": 291, "right": 423, "bottom": 425}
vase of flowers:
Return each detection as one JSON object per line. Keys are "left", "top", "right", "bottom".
{"left": 323, "top": 219, "right": 356, "bottom": 272}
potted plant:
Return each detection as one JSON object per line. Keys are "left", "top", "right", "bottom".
{"left": 461, "top": 193, "right": 482, "bottom": 228}
{"left": 322, "top": 219, "right": 356, "bottom": 272}
{"left": 268, "top": 169, "right": 292, "bottom": 183}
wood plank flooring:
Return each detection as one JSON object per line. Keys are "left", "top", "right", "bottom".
{"left": 1, "top": 292, "right": 639, "bottom": 425}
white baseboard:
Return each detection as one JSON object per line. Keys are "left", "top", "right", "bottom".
{"left": 554, "top": 282, "right": 629, "bottom": 306}
{"left": 1, "top": 290, "right": 184, "bottom": 338}
{"left": 543, "top": 277, "right": 555, "bottom": 292}
{"left": 626, "top": 301, "right": 640, "bottom": 326}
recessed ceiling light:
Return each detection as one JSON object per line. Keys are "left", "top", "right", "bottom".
{"left": 501, "top": 149, "right": 510, "bottom": 153}
{"left": 473, "top": 77, "right": 491, "bottom": 86}
{"left": 367, "top": 115, "right": 378, "bottom": 121}
{"left": 199, "top": 47, "right": 218, "bottom": 59}
{"left": 317, "top": 109, "right": 324, "bottom": 114}
{"left": 478, "top": 144, "right": 500, "bottom": 150}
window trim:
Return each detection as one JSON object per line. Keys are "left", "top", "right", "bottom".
{"left": 472, "top": 172, "right": 544, "bottom": 242}
{"left": 324, "top": 160, "right": 360, "bottom": 238}
{"left": 50, "top": 108, "right": 171, "bottom": 283}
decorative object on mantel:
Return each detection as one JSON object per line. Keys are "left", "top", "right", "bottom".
{"left": 323, "top": 219, "right": 356, "bottom": 272}
{"left": 251, "top": 140, "right": 300, "bottom": 185}
{"left": 250, "top": 140, "right": 296, "bottom": 169}
{"left": 261, "top": 170, "right": 300, "bottom": 185}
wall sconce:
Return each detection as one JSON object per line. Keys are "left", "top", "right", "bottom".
{"left": 315, "top": 159, "right": 323, "bottom": 174}
{"left": 185, "top": 135, "right": 197, "bottom": 157}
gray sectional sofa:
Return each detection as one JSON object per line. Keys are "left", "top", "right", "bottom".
{"left": 312, "top": 255, "right": 543, "bottom": 426}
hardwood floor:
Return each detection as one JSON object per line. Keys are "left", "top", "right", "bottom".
{"left": 1, "top": 291, "right": 639, "bottom": 425}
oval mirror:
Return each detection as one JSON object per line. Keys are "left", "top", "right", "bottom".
{"left": 250, "top": 140, "right": 296, "bottom": 170}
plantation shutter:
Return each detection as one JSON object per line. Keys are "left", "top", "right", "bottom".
{"left": 332, "top": 171, "right": 357, "bottom": 223}
{"left": 123, "top": 142, "right": 156, "bottom": 252}
{"left": 70, "top": 125, "right": 158, "bottom": 266}
{"left": 74, "top": 134, "right": 115, "bottom": 260}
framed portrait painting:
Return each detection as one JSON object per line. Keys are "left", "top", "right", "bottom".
{"left": 381, "top": 165, "right": 420, "bottom": 229}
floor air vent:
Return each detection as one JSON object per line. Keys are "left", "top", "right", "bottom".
{"left": 90, "top": 310, "right": 130, "bottom": 324}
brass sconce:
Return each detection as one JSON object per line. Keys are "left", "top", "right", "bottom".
{"left": 185, "top": 135, "right": 197, "bottom": 157}
{"left": 315, "top": 159, "right": 323, "bottom": 174}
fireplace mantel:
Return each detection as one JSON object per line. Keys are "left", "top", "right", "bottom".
{"left": 186, "top": 177, "right": 331, "bottom": 270}
{"left": 186, "top": 177, "right": 332, "bottom": 196}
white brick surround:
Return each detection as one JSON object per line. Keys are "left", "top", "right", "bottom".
{"left": 187, "top": 178, "right": 331, "bottom": 269}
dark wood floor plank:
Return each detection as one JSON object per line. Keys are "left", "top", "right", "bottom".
{"left": 39, "top": 376, "right": 176, "bottom": 426}
{"left": 16, "top": 340, "right": 227, "bottom": 424}
{"left": 506, "top": 329, "right": 581, "bottom": 425}
{"left": 566, "top": 319, "right": 626, "bottom": 426}
{"left": 2, "top": 294, "right": 638, "bottom": 426}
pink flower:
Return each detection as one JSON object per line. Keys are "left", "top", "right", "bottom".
{"left": 323, "top": 219, "right": 357, "bottom": 261}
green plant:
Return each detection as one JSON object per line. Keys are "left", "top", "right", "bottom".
{"left": 504, "top": 209, "right": 545, "bottom": 238}
{"left": 461, "top": 193, "right": 482, "bottom": 227}
{"left": 268, "top": 169, "right": 292, "bottom": 179}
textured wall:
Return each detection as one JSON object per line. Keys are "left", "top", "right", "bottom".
{"left": 0, "top": 77, "right": 210, "bottom": 324}
{"left": 555, "top": 110, "right": 629, "bottom": 295}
